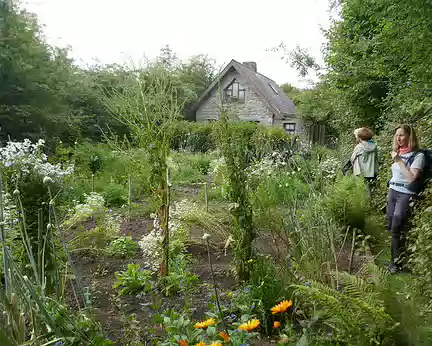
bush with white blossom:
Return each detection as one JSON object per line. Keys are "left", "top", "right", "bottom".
{"left": 138, "top": 200, "right": 195, "bottom": 273}
{"left": 317, "top": 157, "right": 340, "bottom": 181}
{"left": 63, "top": 192, "right": 121, "bottom": 249}
{"left": 0, "top": 139, "right": 73, "bottom": 183}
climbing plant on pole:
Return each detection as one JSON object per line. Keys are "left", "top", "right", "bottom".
{"left": 102, "top": 64, "right": 182, "bottom": 276}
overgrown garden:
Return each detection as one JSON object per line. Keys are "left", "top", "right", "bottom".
{"left": 2, "top": 0, "right": 432, "bottom": 345}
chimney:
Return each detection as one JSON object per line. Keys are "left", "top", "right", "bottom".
{"left": 243, "top": 61, "right": 257, "bottom": 72}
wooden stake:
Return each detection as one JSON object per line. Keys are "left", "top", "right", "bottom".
{"left": 162, "top": 167, "right": 171, "bottom": 277}
{"left": 204, "top": 182, "right": 209, "bottom": 212}
{"left": 348, "top": 229, "right": 356, "bottom": 274}
{"left": 128, "top": 175, "right": 132, "bottom": 220}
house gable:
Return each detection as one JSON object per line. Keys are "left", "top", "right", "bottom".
{"left": 195, "top": 66, "right": 274, "bottom": 124}
{"left": 192, "top": 60, "right": 299, "bottom": 131}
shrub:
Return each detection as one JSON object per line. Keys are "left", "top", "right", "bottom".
{"left": 103, "top": 183, "right": 128, "bottom": 207}
{"left": 185, "top": 124, "right": 215, "bottom": 152}
{"left": 63, "top": 193, "right": 121, "bottom": 251}
{"left": 255, "top": 172, "right": 310, "bottom": 207}
{"left": 233, "top": 255, "right": 291, "bottom": 334}
{"left": 107, "top": 236, "right": 139, "bottom": 258}
{"left": 113, "top": 263, "right": 153, "bottom": 297}
{"left": 325, "top": 175, "right": 369, "bottom": 231}
{"left": 161, "top": 252, "right": 200, "bottom": 296}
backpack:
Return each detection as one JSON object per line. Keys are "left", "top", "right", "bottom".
{"left": 406, "top": 149, "right": 432, "bottom": 194}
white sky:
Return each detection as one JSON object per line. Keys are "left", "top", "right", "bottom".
{"left": 22, "top": 0, "right": 331, "bottom": 88}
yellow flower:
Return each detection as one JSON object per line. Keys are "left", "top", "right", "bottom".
{"left": 271, "top": 300, "right": 293, "bottom": 314}
{"left": 194, "top": 318, "right": 216, "bottom": 329}
{"left": 274, "top": 321, "right": 281, "bottom": 329}
{"left": 239, "top": 319, "right": 260, "bottom": 332}
{"left": 219, "top": 331, "right": 230, "bottom": 343}
{"left": 179, "top": 341, "right": 189, "bottom": 346}
{"left": 195, "top": 343, "right": 206, "bottom": 346}
{"left": 210, "top": 343, "right": 222, "bottom": 346}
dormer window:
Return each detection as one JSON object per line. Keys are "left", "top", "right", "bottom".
{"left": 224, "top": 79, "right": 245, "bottom": 102}
{"left": 269, "top": 83, "right": 279, "bottom": 95}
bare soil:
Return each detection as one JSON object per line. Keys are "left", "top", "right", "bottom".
{"left": 70, "top": 215, "right": 238, "bottom": 345}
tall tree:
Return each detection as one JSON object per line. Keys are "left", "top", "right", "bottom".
{"left": 0, "top": 0, "right": 77, "bottom": 144}
{"left": 324, "top": 0, "right": 432, "bottom": 132}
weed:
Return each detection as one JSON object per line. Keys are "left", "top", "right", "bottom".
{"left": 113, "top": 263, "right": 153, "bottom": 297}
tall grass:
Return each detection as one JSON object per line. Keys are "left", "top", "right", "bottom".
{"left": 0, "top": 175, "right": 111, "bottom": 345}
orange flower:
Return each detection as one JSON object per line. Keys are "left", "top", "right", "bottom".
{"left": 239, "top": 319, "right": 260, "bottom": 332}
{"left": 274, "top": 321, "right": 281, "bottom": 329}
{"left": 194, "top": 318, "right": 216, "bottom": 329}
{"left": 271, "top": 300, "right": 293, "bottom": 314}
{"left": 219, "top": 331, "right": 230, "bottom": 343}
{"left": 179, "top": 341, "right": 189, "bottom": 346}
{"left": 210, "top": 343, "right": 222, "bottom": 346}
{"left": 195, "top": 343, "right": 206, "bottom": 346}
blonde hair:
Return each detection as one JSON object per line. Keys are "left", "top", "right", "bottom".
{"left": 354, "top": 127, "right": 373, "bottom": 141}
{"left": 393, "top": 124, "right": 419, "bottom": 151}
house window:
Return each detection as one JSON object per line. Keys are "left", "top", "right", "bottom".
{"left": 224, "top": 79, "right": 245, "bottom": 102}
{"left": 284, "top": 123, "right": 296, "bottom": 134}
{"left": 269, "top": 83, "right": 279, "bottom": 95}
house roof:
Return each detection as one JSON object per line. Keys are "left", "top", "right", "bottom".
{"left": 191, "top": 59, "right": 296, "bottom": 119}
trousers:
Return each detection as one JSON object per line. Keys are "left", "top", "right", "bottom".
{"left": 387, "top": 188, "right": 412, "bottom": 264}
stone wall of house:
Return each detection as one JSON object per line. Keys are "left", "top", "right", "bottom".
{"left": 195, "top": 69, "right": 273, "bottom": 124}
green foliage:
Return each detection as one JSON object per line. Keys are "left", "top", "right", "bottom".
{"left": 215, "top": 117, "right": 257, "bottom": 280}
{"left": 325, "top": 175, "right": 369, "bottom": 231}
{"left": 233, "top": 255, "right": 291, "bottom": 334}
{"left": 168, "top": 151, "right": 213, "bottom": 184}
{"left": 106, "top": 236, "right": 139, "bottom": 259}
{"left": 325, "top": 0, "right": 432, "bottom": 132}
{"left": 255, "top": 173, "right": 310, "bottom": 207}
{"left": 113, "top": 263, "right": 153, "bottom": 297}
{"left": 64, "top": 193, "right": 120, "bottom": 251}
{"left": 158, "top": 309, "right": 257, "bottom": 346}
{"left": 0, "top": 1, "right": 79, "bottom": 145}
{"left": 103, "top": 183, "right": 128, "bottom": 207}
{"left": 410, "top": 200, "right": 432, "bottom": 301}
{"left": 160, "top": 252, "right": 200, "bottom": 296}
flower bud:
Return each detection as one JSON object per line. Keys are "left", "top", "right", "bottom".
{"left": 43, "top": 176, "right": 54, "bottom": 185}
{"left": 202, "top": 233, "right": 211, "bottom": 241}
{"left": 47, "top": 223, "right": 52, "bottom": 231}
{"left": 13, "top": 189, "right": 19, "bottom": 196}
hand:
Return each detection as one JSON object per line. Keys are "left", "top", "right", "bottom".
{"left": 391, "top": 151, "right": 401, "bottom": 162}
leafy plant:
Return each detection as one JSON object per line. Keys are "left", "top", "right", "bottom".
{"left": 103, "top": 183, "right": 128, "bottom": 207}
{"left": 325, "top": 175, "right": 369, "bottom": 231}
{"left": 107, "top": 236, "right": 139, "bottom": 258}
{"left": 113, "top": 263, "right": 153, "bottom": 296}
{"left": 160, "top": 252, "right": 200, "bottom": 296}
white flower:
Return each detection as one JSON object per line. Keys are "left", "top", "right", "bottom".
{"left": 202, "top": 233, "right": 211, "bottom": 241}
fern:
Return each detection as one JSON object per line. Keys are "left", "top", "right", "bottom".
{"left": 291, "top": 277, "right": 395, "bottom": 345}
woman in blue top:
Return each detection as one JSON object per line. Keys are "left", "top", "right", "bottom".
{"left": 388, "top": 124, "right": 425, "bottom": 273}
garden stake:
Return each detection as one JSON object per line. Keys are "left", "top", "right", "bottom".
{"left": 162, "top": 167, "right": 171, "bottom": 276}
{"left": 348, "top": 229, "right": 357, "bottom": 274}
{"left": 128, "top": 174, "right": 132, "bottom": 220}
{"left": 204, "top": 234, "right": 230, "bottom": 341}
{"left": 204, "top": 182, "right": 209, "bottom": 213}
{"left": 0, "top": 176, "right": 9, "bottom": 293}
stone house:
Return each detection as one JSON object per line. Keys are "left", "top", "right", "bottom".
{"left": 190, "top": 59, "right": 317, "bottom": 139}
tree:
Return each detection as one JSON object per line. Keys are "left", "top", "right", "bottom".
{"left": 324, "top": 0, "right": 432, "bottom": 132}
{"left": 0, "top": 0, "right": 77, "bottom": 144}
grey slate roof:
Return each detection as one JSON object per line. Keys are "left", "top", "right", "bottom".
{"left": 192, "top": 59, "right": 296, "bottom": 119}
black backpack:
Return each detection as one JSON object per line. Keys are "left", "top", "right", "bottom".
{"left": 406, "top": 149, "right": 432, "bottom": 194}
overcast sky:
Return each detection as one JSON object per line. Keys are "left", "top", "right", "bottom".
{"left": 22, "top": 0, "right": 331, "bottom": 88}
